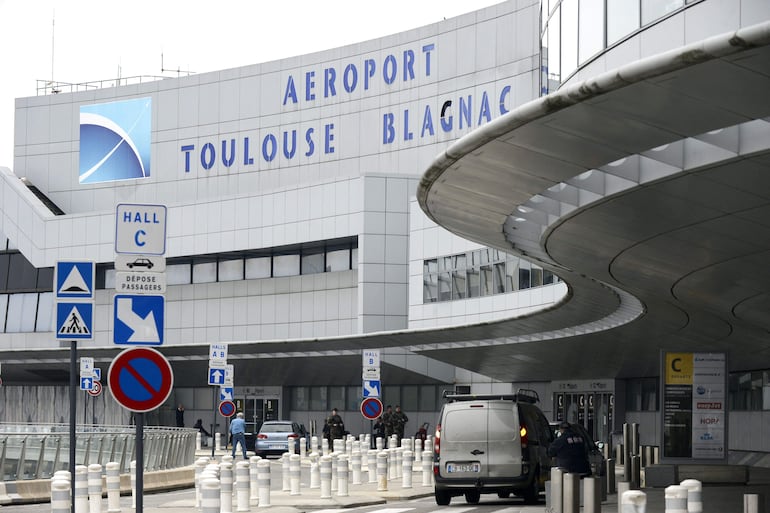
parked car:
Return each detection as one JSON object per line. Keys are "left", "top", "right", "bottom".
{"left": 433, "top": 389, "right": 554, "bottom": 505}
{"left": 549, "top": 421, "right": 606, "bottom": 477}
{"left": 254, "top": 420, "right": 308, "bottom": 458}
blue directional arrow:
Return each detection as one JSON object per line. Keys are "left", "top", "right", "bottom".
{"left": 80, "top": 377, "right": 94, "bottom": 390}
{"left": 208, "top": 368, "right": 225, "bottom": 386}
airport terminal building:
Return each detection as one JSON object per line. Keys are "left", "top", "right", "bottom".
{"left": 2, "top": 0, "right": 770, "bottom": 463}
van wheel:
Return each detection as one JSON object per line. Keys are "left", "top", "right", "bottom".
{"left": 464, "top": 490, "right": 481, "bottom": 504}
{"left": 434, "top": 489, "right": 451, "bottom": 506}
{"left": 522, "top": 472, "right": 540, "bottom": 504}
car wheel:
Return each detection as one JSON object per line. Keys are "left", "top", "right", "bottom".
{"left": 464, "top": 490, "right": 480, "bottom": 504}
{"left": 522, "top": 470, "right": 540, "bottom": 505}
{"left": 497, "top": 491, "right": 510, "bottom": 498}
{"left": 434, "top": 489, "right": 451, "bottom": 506}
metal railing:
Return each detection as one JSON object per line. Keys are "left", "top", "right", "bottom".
{"left": 0, "top": 423, "right": 196, "bottom": 480}
{"left": 35, "top": 75, "right": 171, "bottom": 96}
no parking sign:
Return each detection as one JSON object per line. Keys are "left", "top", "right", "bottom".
{"left": 108, "top": 347, "right": 173, "bottom": 412}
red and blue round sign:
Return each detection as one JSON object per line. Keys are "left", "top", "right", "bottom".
{"left": 108, "top": 347, "right": 173, "bottom": 413}
{"left": 360, "top": 397, "right": 383, "bottom": 420}
{"left": 219, "top": 400, "right": 236, "bottom": 417}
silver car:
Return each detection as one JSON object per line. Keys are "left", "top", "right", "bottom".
{"left": 254, "top": 420, "right": 307, "bottom": 457}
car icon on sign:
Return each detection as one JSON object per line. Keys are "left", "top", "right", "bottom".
{"left": 127, "top": 258, "right": 154, "bottom": 269}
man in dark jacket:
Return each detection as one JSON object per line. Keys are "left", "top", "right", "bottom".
{"left": 547, "top": 421, "right": 591, "bottom": 475}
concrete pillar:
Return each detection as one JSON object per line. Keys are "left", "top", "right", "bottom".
{"left": 310, "top": 452, "right": 320, "bottom": 489}
{"left": 622, "top": 490, "right": 647, "bottom": 513}
{"left": 106, "top": 462, "right": 120, "bottom": 513}
{"left": 368, "top": 450, "right": 378, "bottom": 484}
{"left": 249, "top": 456, "right": 261, "bottom": 505}
{"left": 257, "top": 459, "right": 271, "bottom": 508}
{"left": 51, "top": 478, "right": 71, "bottom": 513}
{"left": 377, "top": 451, "right": 388, "bottom": 491}
{"left": 75, "top": 464, "right": 89, "bottom": 513}
{"left": 290, "top": 454, "right": 302, "bottom": 496}
{"left": 88, "top": 464, "right": 102, "bottom": 513}
{"left": 281, "top": 453, "right": 291, "bottom": 492}
{"left": 337, "top": 454, "right": 349, "bottom": 497}
{"left": 679, "top": 479, "right": 702, "bottom": 513}
{"left": 606, "top": 457, "right": 616, "bottom": 494}
{"left": 351, "top": 450, "right": 362, "bottom": 485}
{"left": 319, "top": 455, "right": 332, "bottom": 499}
{"left": 220, "top": 460, "right": 233, "bottom": 513}
{"left": 744, "top": 494, "right": 762, "bottom": 513}
{"left": 563, "top": 472, "right": 579, "bottom": 513}
{"left": 583, "top": 476, "right": 601, "bottom": 513}
{"left": 201, "top": 478, "right": 221, "bottom": 513}
{"left": 632, "top": 455, "right": 641, "bottom": 489}
{"left": 422, "top": 450, "right": 432, "bottom": 486}
{"left": 665, "top": 485, "right": 688, "bottom": 513}
{"left": 402, "top": 450, "right": 413, "bottom": 488}
{"left": 236, "top": 460, "right": 250, "bottom": 512}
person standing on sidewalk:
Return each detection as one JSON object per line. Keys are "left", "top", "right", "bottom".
{"left": 230, "top": 412, "right": 248, "bottom": 459}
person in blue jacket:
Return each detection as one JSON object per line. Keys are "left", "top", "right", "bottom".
{"left": 230, "top": 412, "right": 247, "bottom": 459}
{"left": 547, "top": 421, "right": 591, "bottom": 475}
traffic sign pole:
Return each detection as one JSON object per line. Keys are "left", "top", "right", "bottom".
{"left": 69, "top": 341, "right": 77, "bottom": 513}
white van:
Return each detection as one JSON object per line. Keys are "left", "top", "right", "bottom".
{"left": 432, "top": 390, "right": 554, "bottom": 505}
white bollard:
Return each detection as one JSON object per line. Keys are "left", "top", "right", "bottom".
{"left": 300, "top": 437, "right": 307, "bottom": 459}
{"left": 51, "top": 479, "right": 71, "bottom": 513}
{"left": 281, "top": 453, "right": 291, "bottom": 491}
{"left": 201, "top": 478, "right": 221, "bottom": 513}
{"left": 618, "top": 482, "right": 631, "bottom": 513}
{"left": 319, "top": 455, "right": 332, "bottom": 499}
{"left": 216, "top": 432, "right": 222, "bottom": 452}
{"left": 106, "top": 462, "right": 120, "bottom": 513}
{"left": 249, "top": 456, "right": 261, "bottom": 506}
{"left": 322, "top": 437, "right": 329, "bottom": 456}
{"left": 194, "top": 457, "right": 209, "bottom": 508}
{"left": 337, "top": 454, "right": 349, "bottom": 497}
{"left": 745, "top": 493, "right": 761, "bottom": 513}
{"left": 220, "top": 460, "right": 233, "bottom": 513}
{"left": 130, "top": 461, "right": 136, "bottom": 509}
{"left": 584, "top": 476, "right": 601, "bottom": 513}
{"left": 414, "top": 439, "right": 422, "bottom": 464}
{"left": 368, "top": 450, "right": 378, "bottom": 483}
{"left": 424, "top": 437, "right": 433, "bottom": 453}
{"left": 563, "top": 472, "right": 580, "bottom": 513}
{"left": 75, "top": 465, "right": 89, "bottom": 513}
{"left": 422, "top": 450, "right": 432, "bottom": 486}
{"left": 396, "top": 447, "right": 403, "bottom": 478}
{"left": 622, "top": 490, "right": 647, "bottom": 513}
{"left": 377, "top": 451, "right": 388, "bottom": 491}
{"left": 257, "top": 459, "right": 271, "bottom": 507}
{"left": 334, "top": 438, "right": 345, "bottom": 454}
{"left": 236, "top": 460, "right": 251, "bottom": 512}
{"left": 402, "top": 450, "right": 413, "bottom": 488}
{"left": 665, "top": 485, "right": 688, "bottom": 513}
{"left": 311, "top": 436, "right": 318, "bottom": 455}
{"left": 351, "top": 450, "right": 362, "bottom": 485}
{"left": 290, "top": 454, "right": 302, "bottom": 496}
{"left": 88, "top": 463, "right": 103, "bottom": 513}
{"left": 310, "top": 452, "right": 320, "bottom": 489}
{"left": 376, "top": 437, "right": 384, "bottom": 451}
{"left": 330, "top": 452, "right": 338, "bottom": 491}
{"left": 196, "top": 432, "right": 202, "bottom": 451}
{"left": 550, "top": 467, "right": 563, "bottom": 513}
{"left": 680, "top": 479, "right": 702, "bottom": 513}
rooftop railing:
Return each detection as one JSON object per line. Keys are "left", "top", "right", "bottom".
{"left": 0, "top": 423, "right": 196, "bottom": 480}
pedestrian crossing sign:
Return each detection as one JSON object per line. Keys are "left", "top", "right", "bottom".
{"left": 56, "top": 302, "right": 94, "bottom": 340}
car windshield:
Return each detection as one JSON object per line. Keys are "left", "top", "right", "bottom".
{"left": 261, "top": 423, "right": 293, "bottom": 433}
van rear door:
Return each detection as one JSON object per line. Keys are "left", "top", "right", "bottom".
{"left": 487, "top": 400, "right": 524, "bottom": 478}
{"left": 439, "top": 403, "right": 489, "bottom": 479}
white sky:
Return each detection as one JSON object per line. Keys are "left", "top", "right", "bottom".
{"left": 0, "top": 0, "right": 502, "bottom": 169}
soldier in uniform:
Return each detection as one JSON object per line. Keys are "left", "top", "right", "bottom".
{"left": 392, "top": 405, "right": 409, "bottom": 443}
{"left": 381, "top": 405, "right": 395, "bottom": 439}
{"left": 326, "top": 407, "right": 345, "bottom": 444}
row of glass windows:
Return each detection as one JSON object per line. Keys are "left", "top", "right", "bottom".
{"left": 0, "top": 237, "right": 358, "bottom": 333}
{"left": 423, "top": 248, "right": 558, "bottom": 303}
{"left": 626, "top": 371, "right": 770, "bottom": 412}
{"left": 541, "top": 0, "right": 702, "bottom": 94}
{"left": 290, "top": 384, "right": 455, "bottom": 414}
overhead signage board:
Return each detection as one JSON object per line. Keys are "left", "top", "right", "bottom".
{"left": 55, "top": 261, "right": 95, "bottom": 300}
{"left": 115, "top": 254, "right": 166, "bottom": 272}
{"left": 113, "top": 295, "right": 164, "bottom": 345}
{"left": 115, "top": 271, "right": 167, "bottom": 294}
{"left": 109, "top": 347, "right": 174, "bottom": 413}
{"left": 115, "top": 203, "right": 167, "bottom": 256}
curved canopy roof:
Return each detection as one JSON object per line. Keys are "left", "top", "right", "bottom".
{"left": 417, "top": 22, "right": 770, "bottom": 380}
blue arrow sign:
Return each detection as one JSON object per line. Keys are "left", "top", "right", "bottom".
{"left": 56, "top": 302, "right": 94, "bottom": 340}
{"left": 114, "top": 295, "right": 164, "bottom": 345}
{"left": 80, "top": 377, "right": 94, "bottom": 390}
{"left": 363, "top": 380, "right": 381, "bottom": 397}
{"left": 220, "top": 387, "right": 234, "bottom": 401}
{"left": 209, "top": 368, "right": 226, "bottom": 386}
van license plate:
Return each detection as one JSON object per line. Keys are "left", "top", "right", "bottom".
{"left": 447, "top": 462, "right": 480, "bottom": 473}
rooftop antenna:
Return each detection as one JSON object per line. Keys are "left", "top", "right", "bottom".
{"left": 51, "top": 11, "right": 60, "bottom": 93}
{"left": 161, "top": 52, "right": 195, "bottom": 77}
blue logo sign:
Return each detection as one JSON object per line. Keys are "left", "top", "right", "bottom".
{"left": 79, "top": 97, "right": 151, "bottom": 184}
{"left": 55, "top": 261, "right": 95, "bottom": 299}
{"left": 113, "top": 295, "right": 164, "bottom": 345}
{"left": 56, "top": 302, "right": 94, "bottom": 340}
{"left": 208, "top": 368, "right": 226, "bottom": 386}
